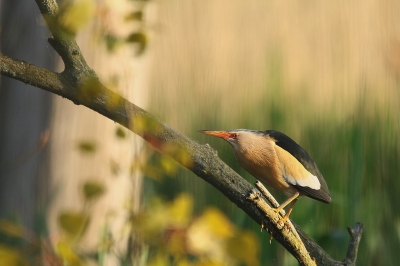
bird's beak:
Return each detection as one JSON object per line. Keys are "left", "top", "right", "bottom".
{"left": 199, "top": 130, "right": 231, "bottom": 140}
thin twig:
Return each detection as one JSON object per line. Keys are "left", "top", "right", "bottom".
{"left": 343, "top": 223, "right": 364, "bottom": 266}
{"left": 255, "top": 180, "right": 285, "bottom": 215}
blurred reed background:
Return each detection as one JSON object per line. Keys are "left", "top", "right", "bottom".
{"left": 145, "top": 1, "right": 400, "bottom": 265}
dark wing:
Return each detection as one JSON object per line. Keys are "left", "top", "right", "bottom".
{"left": 264, "top": 130, "right": 332, "bottom": 203}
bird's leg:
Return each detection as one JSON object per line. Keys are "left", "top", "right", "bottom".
{"left": 274, "top": 192, "right": 300, "bottom": 213}
{"left": 273, "top": 192, "right": 300, "bottom": 224}
{"left": 280, "top": 198, "right": 298, "bottom": 225}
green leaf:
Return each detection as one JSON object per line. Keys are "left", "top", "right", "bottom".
{"left": 57, "top": 241, "right": 83, "bottom": 266}
{"left": 104, "top": 34, "right": 120, "bottom": 52}
{"left": 77, "top": 140, "right": 97, "bottom": 153}
{"left": 58, "top": 212, "right": 89, "bottom": 237}
{"left": 125, "top": 11, "right": 143, "bottom": 21}
{"left": 83, "top": 181, "right": 106, "bottom": 201}
{"left": 0, "top": 245, "right": 27, "bottom": 266}
{"left": 126, "top": 31, "right": 147, "bottom": 55}
{"left": 115, "top": 127, "right": 126, "bottom": 139}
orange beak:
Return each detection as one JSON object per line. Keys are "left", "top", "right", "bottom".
{"left": 199, "top": 130, "right": 231, "bottom": 139}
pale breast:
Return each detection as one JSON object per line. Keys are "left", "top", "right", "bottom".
{"left": 232, "top": 134, "right": 296, "bottom": 196}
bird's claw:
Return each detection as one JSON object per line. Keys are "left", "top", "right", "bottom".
{"left": 282, "top": 220, "right": 291, "bottom": 229}
{"left": 272, "top": 208, "right": 291, "bottom": 229}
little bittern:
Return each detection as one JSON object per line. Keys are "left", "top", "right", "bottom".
{"left": 200, "top": 129, "right": 331, "bottom": 223}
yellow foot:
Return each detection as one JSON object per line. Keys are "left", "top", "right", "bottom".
{"left": 282, "top": 219, "right": 291, "bottom": 229}
{"left": 272, "top": 208, "right": 291, "bottom": 229}
{"left": 277, "top": 217, "right": 291, "bottom": 229}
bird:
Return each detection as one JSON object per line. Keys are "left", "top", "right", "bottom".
{"left": 200, "top": 129, "right": 331, "bottom": 224}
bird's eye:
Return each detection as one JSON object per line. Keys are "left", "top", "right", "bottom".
{"left": 230, "top": 133, "right": 238, "bottom": 139}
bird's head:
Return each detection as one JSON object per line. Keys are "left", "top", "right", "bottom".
{"left": 200, "top": 129, "right": 263, "bottom": 150}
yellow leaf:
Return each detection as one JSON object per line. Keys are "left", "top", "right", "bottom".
{"left": 0, "top": 245, "right": 26, "bottom": 266}
{"left": 200, "top": 208, "right": 235, "bottom": 239}
{"left": 195, "top": 261, "right": 226, "bottom": 266}
{"left": 0, "top": 219, "right": 23, "bottom": 238}
{"left": 58, "top": 0, "right": 94, "bottom": 35}
{"left": 187, "top": 207, "right": 235, "bottom": 260}
{"left": 177, "top": 260, "right": 224, "bottom": 266}
{"left": 168, "top": 193, "right": 193, "bottom": 228}
{"left": 226, "top": 230, "right": 260, "bottom": 266}
{"left": 105, "top": 89, "right": 124, "bottom": 108}
{"left": 160, "top": 156, "right": 178, "bottom": 176}
{"left": 167, "top": 231, "right": 187, "bottom": 256}
{"left": 176, "top": 259, "right": 193, "bottom": 266}
{"left": 161, "top": 143, "right": 193, "bottom": 168}
{"left": 147, "top": 252, "right": 169, "bottom": 266}
{"left": 57, "top": 241, "right": 83, "bottom": 266}
{"left": 177, "top": 258, "right": 222, "bottom": 266}
{"left": 77, "top": 77, "right": 103, "bottom": 103}
{"left": 130, "top": 115, "right": 163, "bottom": 139}
{"left": 174, "top": 146, "right": 193, "bottom": 168}
{"left": 132, "top": 198, "right": 170, "bottom": 242}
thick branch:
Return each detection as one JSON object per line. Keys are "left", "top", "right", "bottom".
{"left": 0, "top": 54, "right": 64, "bottom": 96}
{"left": 0, "top": 0, "right": 364, "bottom": 265}
{"left": 247, "top": 189, "right": 316, "bottom": 265}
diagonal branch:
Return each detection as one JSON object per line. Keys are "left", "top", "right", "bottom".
{"left": 0, "top": 0, "right": 364, "bottom": 265}
{"left": 246, "top": 189, "right": 316, "bottom": 265}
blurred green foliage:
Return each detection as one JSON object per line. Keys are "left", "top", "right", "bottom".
{"left": 0, "top": 136, "right": 260, "bottom": 265}
{"left": 3, "top": 0, "right": 400, "bottom": 265}
{"left": 130, "top": 194, "right": 259, "bottom": 266}
{"left": 182, "top": 104, "right": 399, "bottom": 265}
{"left": 2, "top": 42, "right": 398, "bottom": 266}
{"left": 0, "top": 188, "right": 259, "bottom": 265}
{"left": 149, "top": 55, "right": 400, "bottom": 265}
{"left": 45, "top": 0, "right": 94, "bottom": 37}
